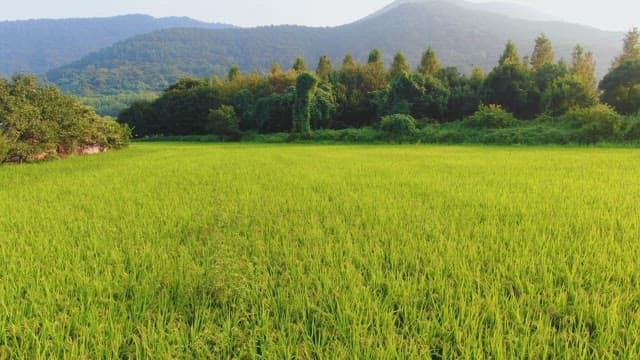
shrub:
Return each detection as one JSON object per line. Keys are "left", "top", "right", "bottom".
{"left": 623, "top": 115, "right": 640, "bottom": 141}
{"left": 561, "top": 104, "right": 626, "bottom": 142}
{"left": 209, "top": 105, "right": 241, "bottom": 140}
{"left": 464, "top": 104, "right": 516, "bottom": 129}
{"left": 91, "top": 116, "right": 132, "bottom": 149}
{"left": 380, "top": 114, "right": 418, "bottom": 140}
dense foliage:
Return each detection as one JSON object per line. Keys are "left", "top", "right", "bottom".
{"left": 0, "top": 75, "right": 130, "bottom": 163}
{"left": 47, "top": 2, "right": 622, "bottom": 97}
{"left": 120, "top": 32, "right": 640, "bottom": 144}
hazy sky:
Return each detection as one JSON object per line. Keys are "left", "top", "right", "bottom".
{"left": 1, "top": 0, "right": 638, "bottom": 31}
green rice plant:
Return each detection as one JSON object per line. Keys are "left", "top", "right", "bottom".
{"left": 1, "top": 144, "right": 640, "bottom": 358}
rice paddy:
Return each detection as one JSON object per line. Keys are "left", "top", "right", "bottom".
{"left": 1, "top": 143, "right": 640, "bottom": 358}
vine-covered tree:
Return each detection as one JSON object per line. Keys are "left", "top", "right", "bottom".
{"left": 292, "top": 72, "right": 318, "bottom": 134}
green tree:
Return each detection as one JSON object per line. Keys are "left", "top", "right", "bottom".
{"left": 228, "top": 65, "right": 241, "bottom": 81}
{"left": 612, "top": 28, "right": 640, "bottom": 68}
{"left": 1, "top": 74, "right": 129, "bottom": 162}
{"left": 531, "top": 34, "right": 555, "bottom": 70}
{"left": 366, "top": 49, "right": 387, "bottom": 91}
{"left": 599, "top": 60, "right": 640, "bottom": 114}
{"left": 368, "top": 49, "right": 383, "bottom": 65}
{"left": 499, "top": 40, "right": 521, "bottom": 66}
{"left": 417, "top": 47, "right": 441, "bottom": 76}
{"left": 209, "top": 105, "right": 241, "bottom": 140}
{"left": 571, "top": 45, "right": 598, "bottom": 97}
{"left": 389, "top": 52, "right": 411, "bottom": 79}
{"left": 118, "top": 100, "right": 153, "bottom": 137}
{"left": 316, "top": 55, "right": 333, "bottom": 82}
{"left": 342, "top": 54, "right": 357, "bottom": 69}
{"left": 292, "top": 72, "right": 318, "bottom": 134}
{"left": 542, "top": 75, "right": 597, "bottom": 115}
{"left": 382, "top": 72, "right": 449, "bottom": 120}
{"left": 293, "top": 57, "right": 307, "bottom": 73}
{"left": 483, "top": 63, "right": 537, "bottom": 119}
{"left": 471, "top": 66, "right": 485, "bottom": 82}
{"left": 270, "top": 63, "right": 283, "bottom": 76}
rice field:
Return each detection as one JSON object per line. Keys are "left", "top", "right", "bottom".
{"left": 1, "top": 143, "right": 640, "bottom": 358}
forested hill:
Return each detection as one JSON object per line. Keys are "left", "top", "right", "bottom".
{"left": 0, "top": 14, "right": 233, "bottom": 76}
{"left": 47, "top": 1, "right": 622, "bottom": 96}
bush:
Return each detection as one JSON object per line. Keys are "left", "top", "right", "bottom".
{"left": 624, "top": 116, "right": 640, "bottom": 141}
{"left": 464, "top": 104, "right": 516, "bottom": 129}
{"left": 209, "top": 105, "right": 241, "bottom": 140}
{"left": 380, "top": 114, "right": 418, "bottom": 140}
{"left": 92, "top": 116, "right": 132, "bottom": 149}
{"left": 561, "top": 104, "right": 625, "bottom": 142}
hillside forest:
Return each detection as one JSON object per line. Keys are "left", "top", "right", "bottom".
{"left": 119, "top": 30, "right": 640, "bottom": 144}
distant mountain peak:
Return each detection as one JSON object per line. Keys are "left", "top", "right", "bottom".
{"left": 366, "top": 0, "right": 556, "bottom": 22}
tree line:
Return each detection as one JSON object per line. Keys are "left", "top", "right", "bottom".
{"left": 0, "top": 75, "right": 131, "bottom": 163}
{"left": 119, "top": 29, "right": 640, "bottom": 140}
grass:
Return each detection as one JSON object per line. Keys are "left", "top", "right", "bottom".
{"left": 1, "top": 143, "right": 640, "bottom": 358}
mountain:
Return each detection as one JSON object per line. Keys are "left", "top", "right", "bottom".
{"left": 0, "top": 14, "right": 234, "bottom": 76}
{"left": 46, "top": 1, "right": 623, "bottom": 96}
{"left": 362, "top": 0, "right": 557, "bottom": 22}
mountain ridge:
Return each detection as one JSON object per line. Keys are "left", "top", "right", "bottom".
{"left": 363, "top": 0, "right": 557, "bottom": 22}
{"left": 0, "top": 14, "right": 234, "bottom": 76}
{"left": 45, "top": 1, "right": 623, "bottom": 96}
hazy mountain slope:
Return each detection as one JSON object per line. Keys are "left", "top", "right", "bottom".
{"left": 0, "top": 14, "right": 234, "bottom": 75}
{"left": 362, "top": 0, "right": 556, "bottom": 22}
{"left": 46, "top": 1, "right": 622, "bottom": 96}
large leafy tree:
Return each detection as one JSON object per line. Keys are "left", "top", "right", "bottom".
{"left": 381, "top": 72, "right": 449, "bottom": 120}
{"left": 599, "top": 60, "right": 640, "bottom": 114}
{"left": 542, "top": 75, "right": 597, "bottom": 115}
{"left": 483, "top": 63, "right": 537, "bottom": 119}
{"left": 1, "top": 74, "right": 129, "bottom": 162}
{"left": 599, "top": 29, "right": 640, "bottom": 114}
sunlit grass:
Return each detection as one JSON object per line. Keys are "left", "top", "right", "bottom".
{"left": 1, "top": 143, "right": 640, "bottom": 358}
